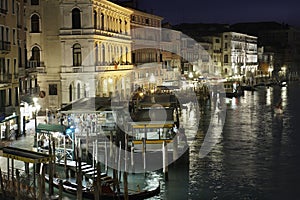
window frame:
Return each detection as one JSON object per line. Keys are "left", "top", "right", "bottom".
{"left": 49, "top": 84, "right": 57, "bottom": 96}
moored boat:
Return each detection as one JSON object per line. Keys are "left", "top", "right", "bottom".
{"left": 45, "top": 174, "right": 160, "bottom": 200}
{"left": 223, "top": 81, "right": 244, "bottom": 98}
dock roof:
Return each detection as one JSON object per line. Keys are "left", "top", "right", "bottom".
{"left": 2, "top": 147, "right": 52, "bottom": 163}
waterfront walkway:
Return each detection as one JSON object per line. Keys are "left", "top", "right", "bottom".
{"left": 0, "top": 116, "right": 45, "bottom": 171}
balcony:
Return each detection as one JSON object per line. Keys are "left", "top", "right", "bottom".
{"left": 0, "top": 106, "right": 16, "bottom": 117}
{"left": 0, "top": 41, "right": 11, "bottom": 53}
{"left": 27, "top": 61, "right": 46, "bottom": 73}
{"left": 0, "top": 8, "right": 7, "bottom": 15}
{"left": 0, "top": 74, "right": 12, "bottom": 83}
{"left": 20, "top": 86, "right": 40, "bottom": 96}
{"left": 96, "top": 64, "right": 133, "bottom": 72}
{"left": 61, "top": 64, "right": 133, "bottom": 73}
{"left": 59, "top": 28, "right": 131, "bottom": 40}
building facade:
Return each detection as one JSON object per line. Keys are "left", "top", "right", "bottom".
{"left": 0, "top": 0, "right": 28, "bottom": 138}
{"left": 127, "top": 7, "right": 164, "bottom": 91}
{"left": 26, "top": 0, "right": 134, "bottom": 111}
{"left": 221, "top": 32, "right": 258, "bottom": 78}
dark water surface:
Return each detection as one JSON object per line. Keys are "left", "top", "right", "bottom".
{"left": 146, "top": 81, "right": 300, "bottom": 200}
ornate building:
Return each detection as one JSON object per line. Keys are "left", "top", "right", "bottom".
{"left": 26, "top": 0, "right": 134, "bottom": 110}
{"left": 221, "top": 32, "right": 258, "bottom": 78}
{"left": 127, "top": 7, "right": 164, "bottom": 91}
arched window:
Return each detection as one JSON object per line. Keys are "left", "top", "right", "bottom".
{"left": 77, "top": 83, "right": 80, "bottom": 99}
{"left": 72, "top": 43, "right": 81, "bottom": 66}
{"left": 31, "top": 14, "right": 40, "bottom": 33}
{"left": 69, "top": 85, "right": 72, "bottom": 102}
{"left": 72, "top": 8, "right": 81, "bottom": 29}
{"left": 31, "top": 46, "right": 40, "bottom": 66}
{"left": 93, "top": 10, "right": 97, "bottom": 29}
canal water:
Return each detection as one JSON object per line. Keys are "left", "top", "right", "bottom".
{"left": 144, "top": 80, "right": 300, "bottom": 199}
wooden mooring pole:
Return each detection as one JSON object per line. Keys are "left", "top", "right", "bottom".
{"left": 163, "top": 141, "right": 169, "bottom": 181}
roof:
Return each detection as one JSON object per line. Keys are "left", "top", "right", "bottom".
{"left": 2, "top": 147, "right": 52, "bottom": 163}
{"left": 131, "top": 108, "right": 174, "bottom": 122}
{"left": 156, "top": 85, "right": 180, "bottom": 90}
{"left": 0, "top": 114, "right": 18, "bottom": 123}
{"left": 37, "top": 123, "right": 66, "bottom": 133}
{"left": 59, "top": 97, "right": 112, "bottom": 112}
{"left": 139, "top": 94, "right": 178, "bottom": 107}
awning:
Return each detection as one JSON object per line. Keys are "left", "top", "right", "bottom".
{"left": 0, "top": 114, "right": 18, "bottom": 123}
{"left": 59, "top": 97, "right": 112, "bottom": 112}
{"left": 2, "top": 146, "right": 52, "bottom": 163}
{"left": 37, "top": 123, "right": 66, "bottom": 133}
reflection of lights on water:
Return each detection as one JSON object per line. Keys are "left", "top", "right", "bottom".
{"left": 281, "top": 86, "right": 287, "bottom": 107}
{"left": 145, "top": 171, "right": 161, "bottom": 190}
{"left": 266, "top": 88, "right": 271, "bottom": 106}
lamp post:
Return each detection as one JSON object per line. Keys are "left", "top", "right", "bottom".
{"left": 33, "top": 97, "right": 40, "bottom": 148}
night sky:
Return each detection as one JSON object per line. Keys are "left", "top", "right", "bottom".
{"left": 137, "top": 0, "right": 300, "bottom": 27}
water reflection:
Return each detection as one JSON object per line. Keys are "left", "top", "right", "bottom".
{"left": 187, "top": 82, "right": 300, "bottom": 199}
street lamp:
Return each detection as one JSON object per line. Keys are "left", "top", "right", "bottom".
{"left": 33, "top": 97, "right": 40, "bottom": 148}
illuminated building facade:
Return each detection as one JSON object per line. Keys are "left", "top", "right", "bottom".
{"left": 26, "top": 0, "right": 133, "bottom": 110}
{"left": 221, "top": 32, "right": 258, "bottom": 78}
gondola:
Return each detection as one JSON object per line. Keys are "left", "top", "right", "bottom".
{"left": 45, "top": 174, "right": 160, "bottom": 200}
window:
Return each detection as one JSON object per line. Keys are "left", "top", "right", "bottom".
{"left": 13, "top": 59, "right": 16, "bottom": 75}
{"left": 5, "top": 27, "right": 8, "bottom": 42}
{"left": 31, "top": 14, "right": 40, "bottom": 33}
{"left": 31, "top": 0, "right": 39, "bottom": 5}
{"left": 77, "top": 83, "right": 80, "bottom": 99}
{"left": 15, "top": 87, "right": 18, "bottom": 106}
{"left": 224, "top": 42, "right": 227, "bottom": 49}
{"left": 0, "top": 58, "right": 5, "bottom": 74}
{"left": 6, "top": 58, "right": 9, "bottom": 74}
{"left": 49, "top": 84, "right": 57, "bottom": 95}
{"left": 72, "top": 43, "right": 81, "bottom": 66}
{"left": 12, "top": 0, "right": 15, "bottom": 14}
{"left": 72, "top": 8, "right": 81, "bottom": 29}
{"left": 101, "top": 13, "right": 104, "bottom": 30}
{"left": 93, "top": 10, "right": 97, "bottom": 29}
{"left": 12, "top": 29, "right": 16, "bottom": 45}
{"left": 69, "top": 85, "right": 72, "bottom": 102}
{"left": 8, "top": 88, "right": 12, "bottom": 105}
{"left": 215, "top": 39, "right": 220, "bottom": 43}
{"left": 31, "top": 46, "right": 40, "bottom": 65}
{"left": 0, "top": 90, "right": 5, "bottom": 107}
{"left": 224, "top": 55, "right": 228, "bottom": 63}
